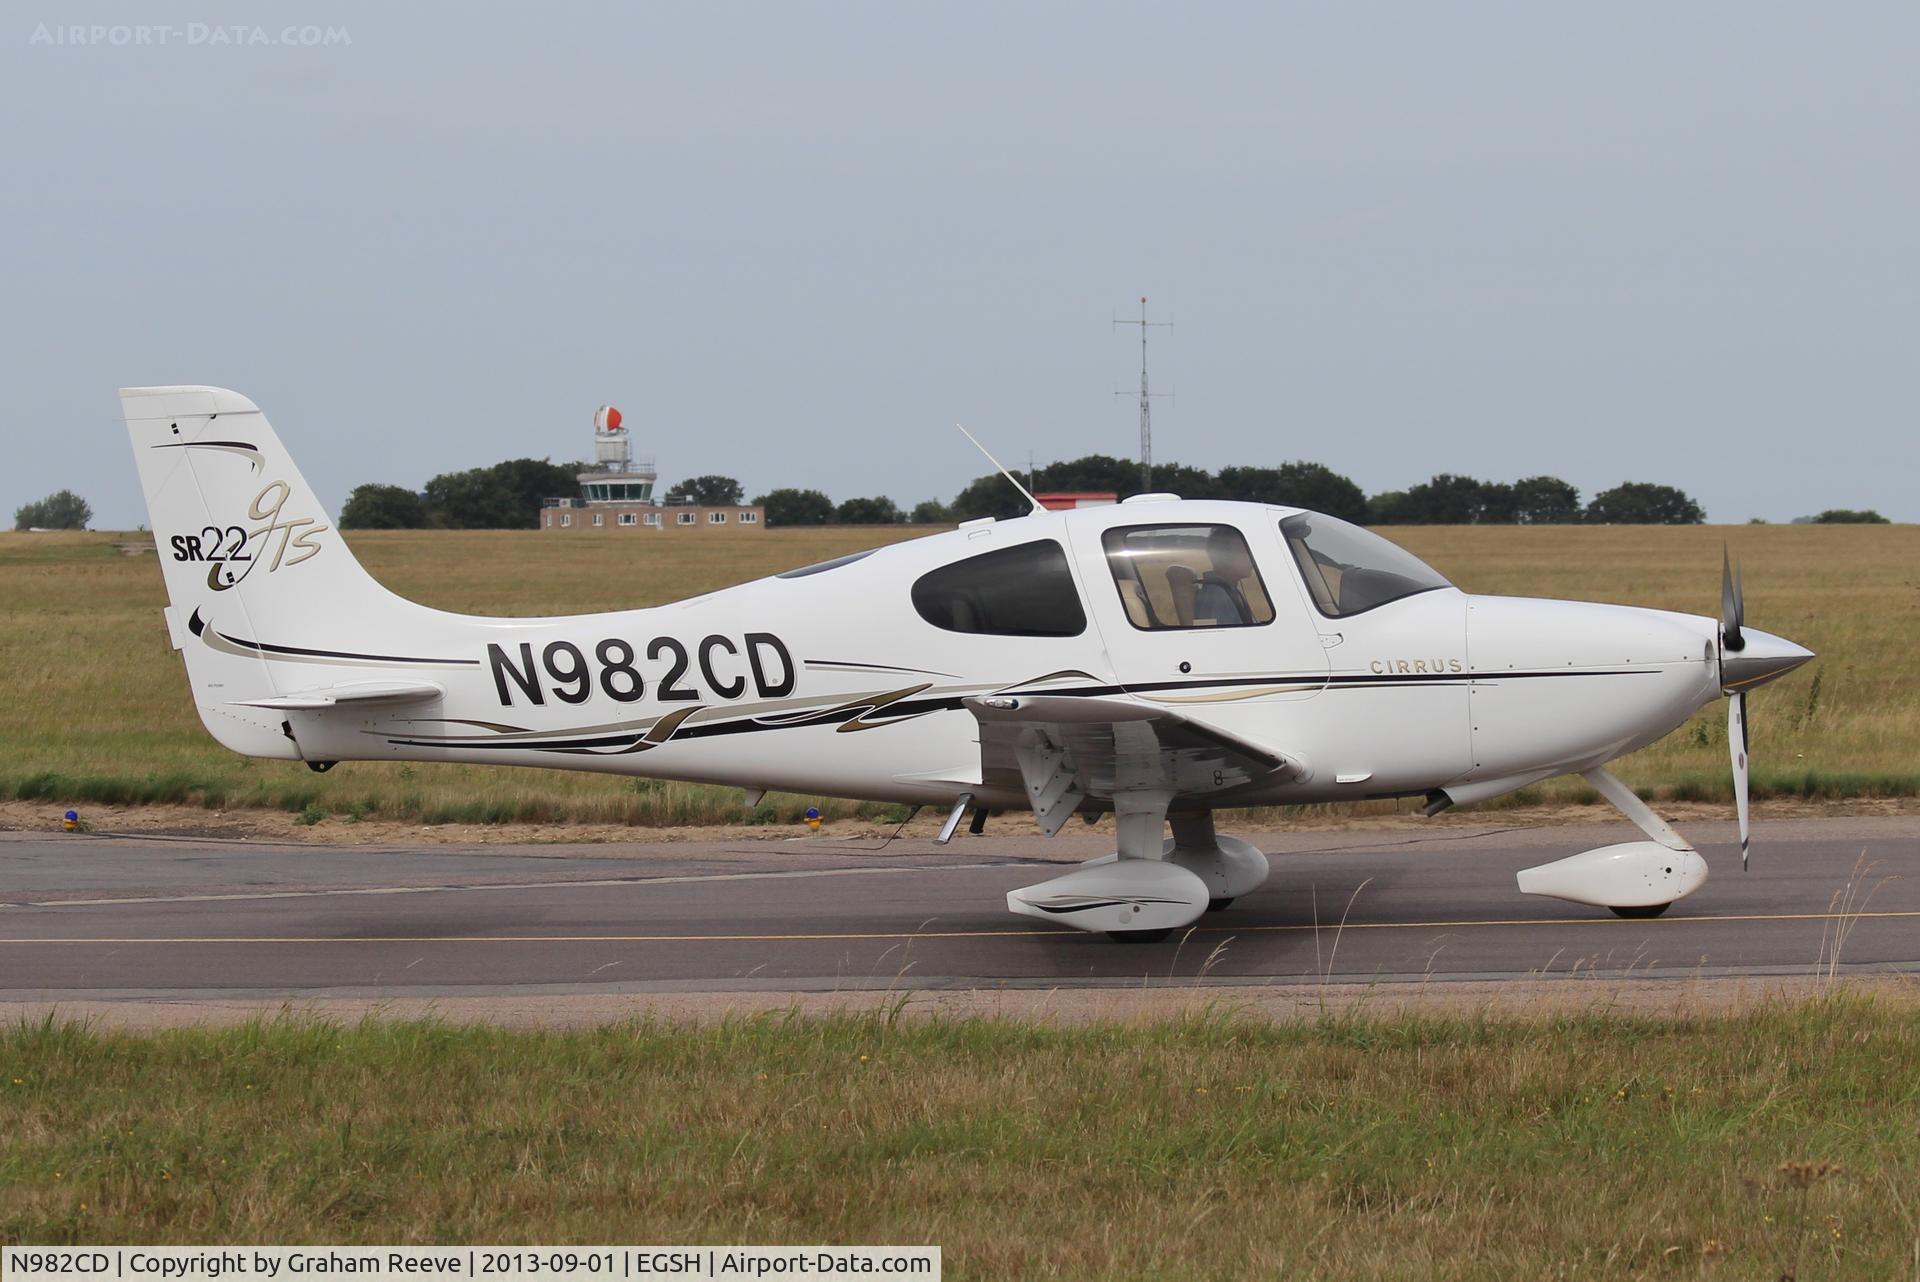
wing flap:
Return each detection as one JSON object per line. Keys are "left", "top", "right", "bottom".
{"left": 963, "top": 694, "right": 1303, "bottom": 825}
{"left": 235, "top": 680, "right": 445, "bottom": 711}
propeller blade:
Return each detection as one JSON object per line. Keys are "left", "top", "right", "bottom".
{"left": 1720, "top": 546, "right": 1745, "bottom": 653}
{"left": 1729, "top": 691, "right": 1751, "bottom": 870}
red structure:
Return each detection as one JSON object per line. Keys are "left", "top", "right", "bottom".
{"left": 1034, "top": 491, "right": 1118, "bottom": 511}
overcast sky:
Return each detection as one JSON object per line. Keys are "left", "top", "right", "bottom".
{"left": 4, "top": 2, "right": 1915, "bottom": 527}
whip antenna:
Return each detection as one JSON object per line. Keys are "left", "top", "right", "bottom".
{"left": 956, "top": 422, "right": 1041, "bottom": 514}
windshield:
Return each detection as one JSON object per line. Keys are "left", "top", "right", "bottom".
{"left": 1280, "top": 514, "right": 1452, "bottom": 617}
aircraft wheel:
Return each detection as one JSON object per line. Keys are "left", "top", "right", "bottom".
{"left": 1609, "top": 903, "right": 1671, "bottom": 919}
{"left": 1206, "top": 898, "right": 1234, "bottom": 912}
{"left": 1105, "top": 928, "right": 1174, "bottom": 943}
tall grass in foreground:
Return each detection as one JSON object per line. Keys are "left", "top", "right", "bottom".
{"left": 3, "top": 999, "right": 1918, "bottom": 1277}
{"left": 3, "top": 523, "right": 1915, "bottom": 825}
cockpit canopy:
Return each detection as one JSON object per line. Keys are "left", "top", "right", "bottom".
{"left": 1279, "top": 513, "right": 1452, "bottom": 617}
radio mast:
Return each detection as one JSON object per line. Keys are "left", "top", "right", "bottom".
{"left": 1114, "top": 296, "right": 1171, "bottom": 491}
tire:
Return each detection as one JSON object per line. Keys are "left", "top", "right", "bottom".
{"left": 1105, "top": 928, "right": 1175, "bottom": 943}
{"left": 1609, "top": 903, "right": 1671, "bottom": 919}
{"left": 1206, "top": 898, "right": 1234, "bottom": 913}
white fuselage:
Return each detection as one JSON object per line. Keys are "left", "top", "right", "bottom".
{"left": 258, "top": 499, "right": 1723, "bottom": 813}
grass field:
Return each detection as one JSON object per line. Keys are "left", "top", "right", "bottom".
{"left": 1, "top": 523, "right": 1913, "bottom": 827}
{"left": 3, "top": 999, "right": 1917, "bottom": 1276}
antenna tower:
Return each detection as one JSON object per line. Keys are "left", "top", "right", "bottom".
{"left": 1114, "top": 296, "right": 1171, "bottom": 491}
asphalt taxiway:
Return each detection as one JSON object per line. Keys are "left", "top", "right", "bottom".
{"left": 1, "top": 816, "right": 1914, "bottom": 1005}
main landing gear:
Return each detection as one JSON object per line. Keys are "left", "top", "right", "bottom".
{"left": 1005, "top": 802, "right": 1270, "bottom": 940}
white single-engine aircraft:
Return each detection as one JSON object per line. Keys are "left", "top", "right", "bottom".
{"left": 124, "top": 386, "right": 1815, "bottom": 940}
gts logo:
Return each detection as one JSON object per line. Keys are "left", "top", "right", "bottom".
{"left": 488, "top": 633, "right": 796, "bottom": 706}
{"left": 167, "top": 481, "right": 326, "bottom": 591}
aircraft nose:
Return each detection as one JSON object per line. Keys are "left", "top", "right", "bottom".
{"left": 1720, "top": 628, "right": 1816, "bottom": 693}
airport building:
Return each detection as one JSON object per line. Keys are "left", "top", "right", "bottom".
{"left": 1034, "top": 491, "right": 1118, "bottom": 510}
{"left": 540, "top": 405, "right": 763, "bottom": 532}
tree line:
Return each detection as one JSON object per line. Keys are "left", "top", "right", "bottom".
{"left": 329, "top": 456, "right": 1893, "bottom": 531}
{"left": 1, "top": 471, "right": 1891, "bottom": 535}
{"left": 339, "top": 462, "right": 751, "bottom": 529}
{"left": 766, "top": 456, "right": 1715, "bottom": 527}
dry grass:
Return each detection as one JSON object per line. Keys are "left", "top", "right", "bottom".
{"left": 0, "top": 523, "right": 1912, "bottom": 827}
{"left": 2, "top": 999, "right": 1917, "bottom": 1276}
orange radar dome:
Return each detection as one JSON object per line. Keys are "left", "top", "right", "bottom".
{"left": 594, "top": 405, "right": 624, "bottom": 433}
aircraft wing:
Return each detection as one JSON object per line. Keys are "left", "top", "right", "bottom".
{"left": 962, "top": 693, "right": 1305, "bottom": 835}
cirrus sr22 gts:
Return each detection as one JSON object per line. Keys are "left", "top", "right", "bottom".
{"left": 124, "top": 386, "right": 1813, "bottom": 940}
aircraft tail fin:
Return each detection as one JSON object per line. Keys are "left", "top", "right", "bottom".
{"left": 121, "top": 385, "right": 436, "bottom": 759}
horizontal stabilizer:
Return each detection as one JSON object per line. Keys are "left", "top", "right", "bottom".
{"left": 235, "top": 681, "right": 445, "bottom": 711}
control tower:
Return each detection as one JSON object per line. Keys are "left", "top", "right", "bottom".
{"left": 577, "top": 404, "right": 657, "bottom": 505}
{"left": 539, "top": 405, "right": 762, "bottom": 531}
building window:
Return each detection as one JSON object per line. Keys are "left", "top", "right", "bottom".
{"left": 677, "top": 512, "right": 696, "bottom": 526}
{"left": 543, "top": 513, "right": 551, "bottom": 528}
{"left": 1101, "top": 524, "right": 1274, "bottom": 630}
{"left": 709, "top": 511, "right": 727, "bottom": 524}
{"left": 592, "top": 513, "right": 604, "bottom": 527}
{"left": 560, "top": 513, "right": 572, "bottom": 528}
{"left": 619, "top": 512, "right": 637, "bottom": 527}
{"left": 910, "top": 539, "right": 1086, "bottom": 637}
{"left": 645, "top": 513, "right": 662, "bottom": 527}
{"left": 738, "top": 511, "right": 758, "bottom": 524}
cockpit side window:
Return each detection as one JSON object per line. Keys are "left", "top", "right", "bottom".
{"left": 1279, "top": 513, "right": 1452, "bottom": 617}
{"left": 910, "top": 539, "right": 1087, "bottom": 637}
{"left": 1100, "top": 524, "right": 1275, "bottom": 631}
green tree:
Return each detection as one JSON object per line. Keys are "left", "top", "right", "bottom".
{"left": 339, "top": 483, "right": 428, "bottom": 529}
{"left": 834, "top": 496, "right": 902, "bottom": 525}
{"left": 1367, "top": 489, "right": 1413, "bottom": 525}
{"left": 948, "top": 472, "right": 1033, "bottom": 521}
{"left": 1510, "top": 476, "right": 1583, "bottom": 524}
{"left": 909, "top": 499, "right": 950, "bottom": 524}
{"left": 1393, "top": 474, "right": 1489, "bottom": 524}
{"left": 1212, "top": 463, "right": 1368, "bottom": 523}
{"left": 1810, "top": 509, "right": 1890, "bottom": 524}
{"left": 1475, "top": 481, "right": 1519, "bottom": 524}
{"left": 12, "top": 489, "right": 92, "bottom": 530}
{"left": 754, "top": 488, "right": 833, "bottom": 526}
{"left": 423, "top": 468, "right": 517, "bottom": 528}
{"left": 1032, "top": 454, "right": 1140, "bottom": 496}
{"left": 491, "top": 459, "right": 584, "bottom": 521}
{"left": 1145, "top": 462, "right": 1214, "bottom": 497}
{"left": 423, "top": 458, "right": 579, "bottom": 528}
{"left": 666, "top": 475, "right": 744, "bottom": 507}
{"left": 1585, "top": 482, "right": 1706, "bottom": 525}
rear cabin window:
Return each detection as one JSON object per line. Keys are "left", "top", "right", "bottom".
{"left": 1101, "top": 524, "right": 1275, "bottom": 630}
{"left": 911, "top": 540, "right": 1087, "bottom": 637}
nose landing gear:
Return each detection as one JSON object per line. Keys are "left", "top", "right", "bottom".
{"left": 1515, "top": 767, "right": 1707, "bottom": 916}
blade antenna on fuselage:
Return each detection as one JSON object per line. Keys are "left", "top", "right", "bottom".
{"left": 956, "top": 422, "right": 1043, "bottom": 515}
